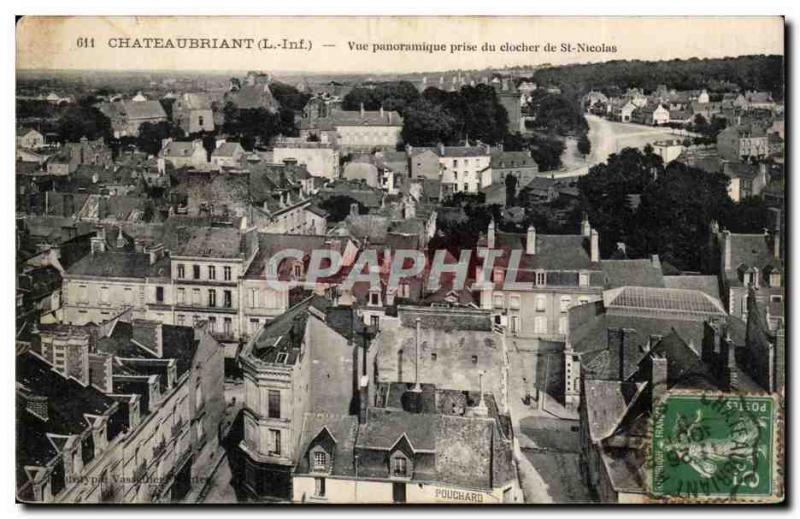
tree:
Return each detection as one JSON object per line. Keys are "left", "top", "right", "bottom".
{"left": 342, "top": 81, "right": 420, "bottom": 112}
{"left": 55, "top": 105, "right": 113, "bottom": 143}
{"left": 136, "top": 121, "right": 181, "bottom": 156}
{"left": 401, "top": 99, "right": 457, "bottom": 146}
{"left": 530, "top": 133, "right": 566, "bottom": 172}
{"left": 577, "top": 133, "right": 592, "bottom": 157}
{"left": 529, "top": 93, "right": 588, "bottom": 137}
{"left": 270, "top": 81, "right": 312, "bottom": 112}
{"left": 504, "top": 174, "right": 518, "bottom": 207}
{"left": 221, "top": 102, "right": 297, "bottom": 150}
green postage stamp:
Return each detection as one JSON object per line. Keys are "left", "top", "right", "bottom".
{"left": 651, "top": 393, "right": 781, "bottom": 502}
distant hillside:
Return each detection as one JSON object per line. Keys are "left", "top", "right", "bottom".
{"left": 532, "top": 55, "right": 784, "bottom": 100}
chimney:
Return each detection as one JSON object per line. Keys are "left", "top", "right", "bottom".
{"left": 650, "top": 254, "right": 661, "bottom": 270}
{"left": 157, "top": 157, "right": 165, "bottom": 175}
{"left": 590, "top": 229, "right": 600, "bottom": 262}
{"left": 487, "top": 219, "right": 496, "bottom": 249}
{"left": 581, "top": 213, "right": 591, "bottom": 237}
{"left": 526, "top": 225, "right": 536, "bottom": 255}
{"left": 90, "top": 233, "right": 106, "bottom": 255}
{"left": 720, "top": 334, "right": 738, "bottom": 391}
{"left": 380, "top": 105, "right": 384, "bottom": 118}
{"left": 472, "top": 371, "right": 489, "bottom": 417}
{"left": 412, "top": 318, "right": 422, "bottom": 392}
{"left": 147, "top": 244, "right": 164, "bottom": 265}
{"left": 773, "top": 231, "right": 780, "bottom": 260}
{"left": 721, "top": 230, "right": 732, "bottom": 271}
{"left": 350, "top": 202, "right": 359, "bottom": 217}
{"left": 651, "top": 354, "right": 668, "bottom": 407}
{"left": 360, "top": 102, "right": 365, "bottom": 117}
{"left": 438, "top": 143, "right": 445, "bottom": 156}
{"left": 358, "top": 375, "right": 369, "bottom": 424}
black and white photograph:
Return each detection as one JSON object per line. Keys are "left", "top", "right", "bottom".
{"left": 11, "top": 14, "right": 787, "bottom": 506}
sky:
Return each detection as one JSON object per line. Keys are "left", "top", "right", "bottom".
{"left": 17, "top": 16, "right": 784, "bottom": 74}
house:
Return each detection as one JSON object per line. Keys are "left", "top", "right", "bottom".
{"left": 721, "top": 161, "right": 768, "bottom": 201}
{"left": 210, "top": 141, "right": 245, "bottom": 171}
{"left": 236, "top": 297, "right": 379, "bottom": 500}
{"left": 224, "top": 71, "right": 280, "bottom": 112}
{"left": 610, "top": 101, "right": 636, "bottom": 122}
{"left": 159, "top": 139, "right": 209, "bottom": 170}
{"left": 716, "top": 124, "right": 768, "bottom": 162}
{"left": 272, "top": 139, "right": 340, "bottom": 180}
{"left": 300, "top": 105, "right": 403, "bottom": 152}
{"left": 490, "top": 148, "right": 539, "bottom": 187}
{"left": 708, "top": 216, "right": 783, "bottom": 328}
{"left": 475, "top": 214, "right": 604, "bottom": 342}
{"left": 98, "top": 99, "right": 168, "bottom": 138}
{"left": 565, "top": 284, "right": 738, "bottom": 411}
{"left": 17, "top": 127, "right": 45, "bottom": 150}
{"left": 172, "top": 93, "right": 215, "bottom": 135}
{"left": 46, "top": 137, "right": 113, "bottom": 176}
{"left": 16, "top": 313, "right": 225, "bottom": 503}
{"left": 408, "top": 147, "right": 442, "bottom": 180}
{"left": 437, "top": 143, "right": 492, "bottom": 196}
{"left": 631, "top": 104, "right": 669, "bottom": 126}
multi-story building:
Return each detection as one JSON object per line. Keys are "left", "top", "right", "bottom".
{"left": 236, "top": 297, "right": 378, "bottom": 500}
{"left": 708, "top": 217, "right": 783, "bottom": 328}
{"left": 300, "top": 105, "right": 403, "bottom": 153}
{"left": 98, "top": 99, "right": 168, "bottom": 138}
{"left": 438, "top": 144, "right": 492, "bottom": 196}
{"left": 489, "top": 148, "right": 540, "bottom": 187}
{"left": 46, "top": 137, "right": 113, "bottom": 176}
{"left": 716, "top": 124, "right": 769, "bottom": 161}
{"left": 272, "top": 139, "right": 340, "bottom": 180}
{"left": 159, "top": 139, "right": 209, "bottom": 170}
{"left": 475, "top": 216, "right": 604, "bottom": 342}
{"left": 172, "top": 93, "right": 215, "bottom": 136}
{"left": 16, "top": 313, "right": 225, "bottom": 503}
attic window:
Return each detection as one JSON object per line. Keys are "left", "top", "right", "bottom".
{"left": 276, "top": 352, "right": 288, "bottom": 364}
{"left": 313, "top": 451, "right": 328, "bottom": 471}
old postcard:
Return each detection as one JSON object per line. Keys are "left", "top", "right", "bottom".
{"left": 14, "top": 16, "right": 785, "bottom": 505}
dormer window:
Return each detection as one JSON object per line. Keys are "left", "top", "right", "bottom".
{"left": 391, "top": 454, "right": 409, "bottom": 478}
{"left": 770, "top": 270, "right": 781, "bottom": 287}
{"left": 313, "top": 450, "right": 328, "bottom": 472}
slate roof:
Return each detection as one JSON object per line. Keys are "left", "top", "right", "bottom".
{"left": 212, "top": 142, "right": 244, "bottom": 158}
{"left": 16, "top": 351, "right": 118, "bottom": 483}
{"left": 726, "top": 233, "right": 782, "bottom": 276}
{"left": 162, "top": 141, "right": 204, "bottom": 158}
{"left": 583, "top": 380, "right": 647, "bottom": 442}
{"left": 247, "top": 298, "right": 312, "bottom": 364}
{"left": 603, "top": 286, "right": 727, "bottom": 319}
{"left": 170, "top": 226, "right": 244, "bottom": 258}
{"left": 294, "top": 413, "right": 359, "bottom": 476}
{"left": 601, "top": 259, "right": 666, "bottom": 289}
{"left": 663, "top": 275, "right": 720, "bottom": 300}
{"left": 483, "top": 231, "right": 601, "bottom": 271}
{"left": 491, "top": 150, "right": 537, "bottom": 169}
{"left": 244, "top": 233, "right": 328, "bottom": 279}
{"left": 316, "top": 109, "right": 403, "bottom": 127}
{"left": 66, "top": 250, "right": 168, "bottom": 279}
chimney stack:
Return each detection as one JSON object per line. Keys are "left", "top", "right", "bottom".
{"left": 360, "top": 102, "right": 365, "bottom": 118}
{"left": 590, "top": 229, "right": 600, "bottom": 262}
{"left": 358, "top": 375, "right": 369, "bottom": 424}
{"left": 412, "top": 318, "right": 422, "bottom": 392}
{"left": 581, "top": 213, "right": 591, "bottom": 237}
{"left": 350, "top": 202, "right": 359, "bottom": 217}
{"left": 651, "top": 354, "right": 668, "bottom": 406}
{"left": 721, "top": 230, "right": 732, "bottom": 271}
{"left": 526, "top": 225, "right": 536, "bottom": 255}
{"left": 487, "top": 219, "right": 496, "bottom": 249}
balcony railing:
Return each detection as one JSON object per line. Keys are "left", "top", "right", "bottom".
{"left": 153, "top": 439, "right": 168, "bottom": 460}
{"left": 171, "top": 419, "right": 185, "bottom": 439}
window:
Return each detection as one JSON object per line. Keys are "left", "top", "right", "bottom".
{"left": 431, "top": 352, "right": 437, "bottom": 361}
{"left": 79, "top": 285, "right": 88, "bottom": 303}
{"left": 250, "top": 318, "right": 260, "bottom": 334}
{"left": 177, "top": 314, "right": 185, "bottom": 326}
{"left": 493, "top": 294, "right": 505, "bottom": 308}
{"left": 250, "top": 289, "right": 258, "bottom": 308}
{"left": 224, "top": 290, "right": 232, "bottom": 308}
{"left": 268, "top": 390, "right": 281, "bottom": 419}
{"left": 313, "top": 451, "right": 327, "bottom": 471}
{"left": 224, "top": 317, "right": 232, "bottom": 336}
{"left": 463, "top": 183, "right": 469, "bottom": 192}
{"left": 198, "top": 115, "right": 204, "bottom": 127}
{"left": 209, "top": 316, "right": 216, "bottom": 332}
{"left": 509, "top": 295, "right": 521, "bottom": 309}
{"left": 192, "top": 289, "right": 201, "bottom": 306}
{"left": 208, "top": 266, "right": 216, "bottom": 280}
{"left": 177, "top": 288, "right": 185, "bottom": 305}
{"left": 771, "top": 295, "right": 783, "bottom": 303}
{"left": 193, "top": 265, "right": 201, "bottom": 280}
{"left": 100, "top": 287, "right": 110, "bottom": 304}
{"left": 392, "top": 456, "right": 408, "bottom": 477}
{"left": 579, "top": 272, "right": 590, "bottom": 287}
{"left": 578, "top": 296, "right": 590, "bottom": 305}
{"left": 535, "top": 295, "right": 546, "bottom": 312}
{"left": 177, "top": 264, "right": 185, "bottom": 279}
{"left": 534, "top": 316, "right": 548, "bottom": 334}
{"left": 269, "top": 429, "right": 281, "bottom": 455}
{"left": 535, "top": 271, "right": 546, "bottom": 286}
{"left": 314, "top": 477, "right": 326, "bottom": 497}
{"left": 559, "top": 316, "right": 568, "bottom": 335}
{"left": 369, "top": 292, "right": 380, "bottom": 306}
{"left": 370, "top": 314, "right": 380, "bottom": 330}
{"left": 223, "top": 266, "right": 232, "bottom": 281}
{"left": 452, "top": 159, "right": 457, "bottom": 168}
{"left": 124, "top": 287, "right": 134, "bottom": 304}
{"left": 155, "top": 286, "right": 164, "bottom": 303}
{"left": 560, "top": 296, "right": 572, "bottom": 313}
{"left": 208, "top": 289, "right": 216, "bottom": 308}
{"left": 471, "top": 355, "right": 478, "bottom": 364}
{"left": 770, "top": 272, "right": 781, "bottom": 287}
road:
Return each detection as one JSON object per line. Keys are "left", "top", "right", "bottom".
{"left": 554, "top": 115, "right": 697, "bottom": 178}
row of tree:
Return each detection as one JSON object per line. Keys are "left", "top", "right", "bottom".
{"left": 577, "top": 146, "right": 774, "bottom": 271}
